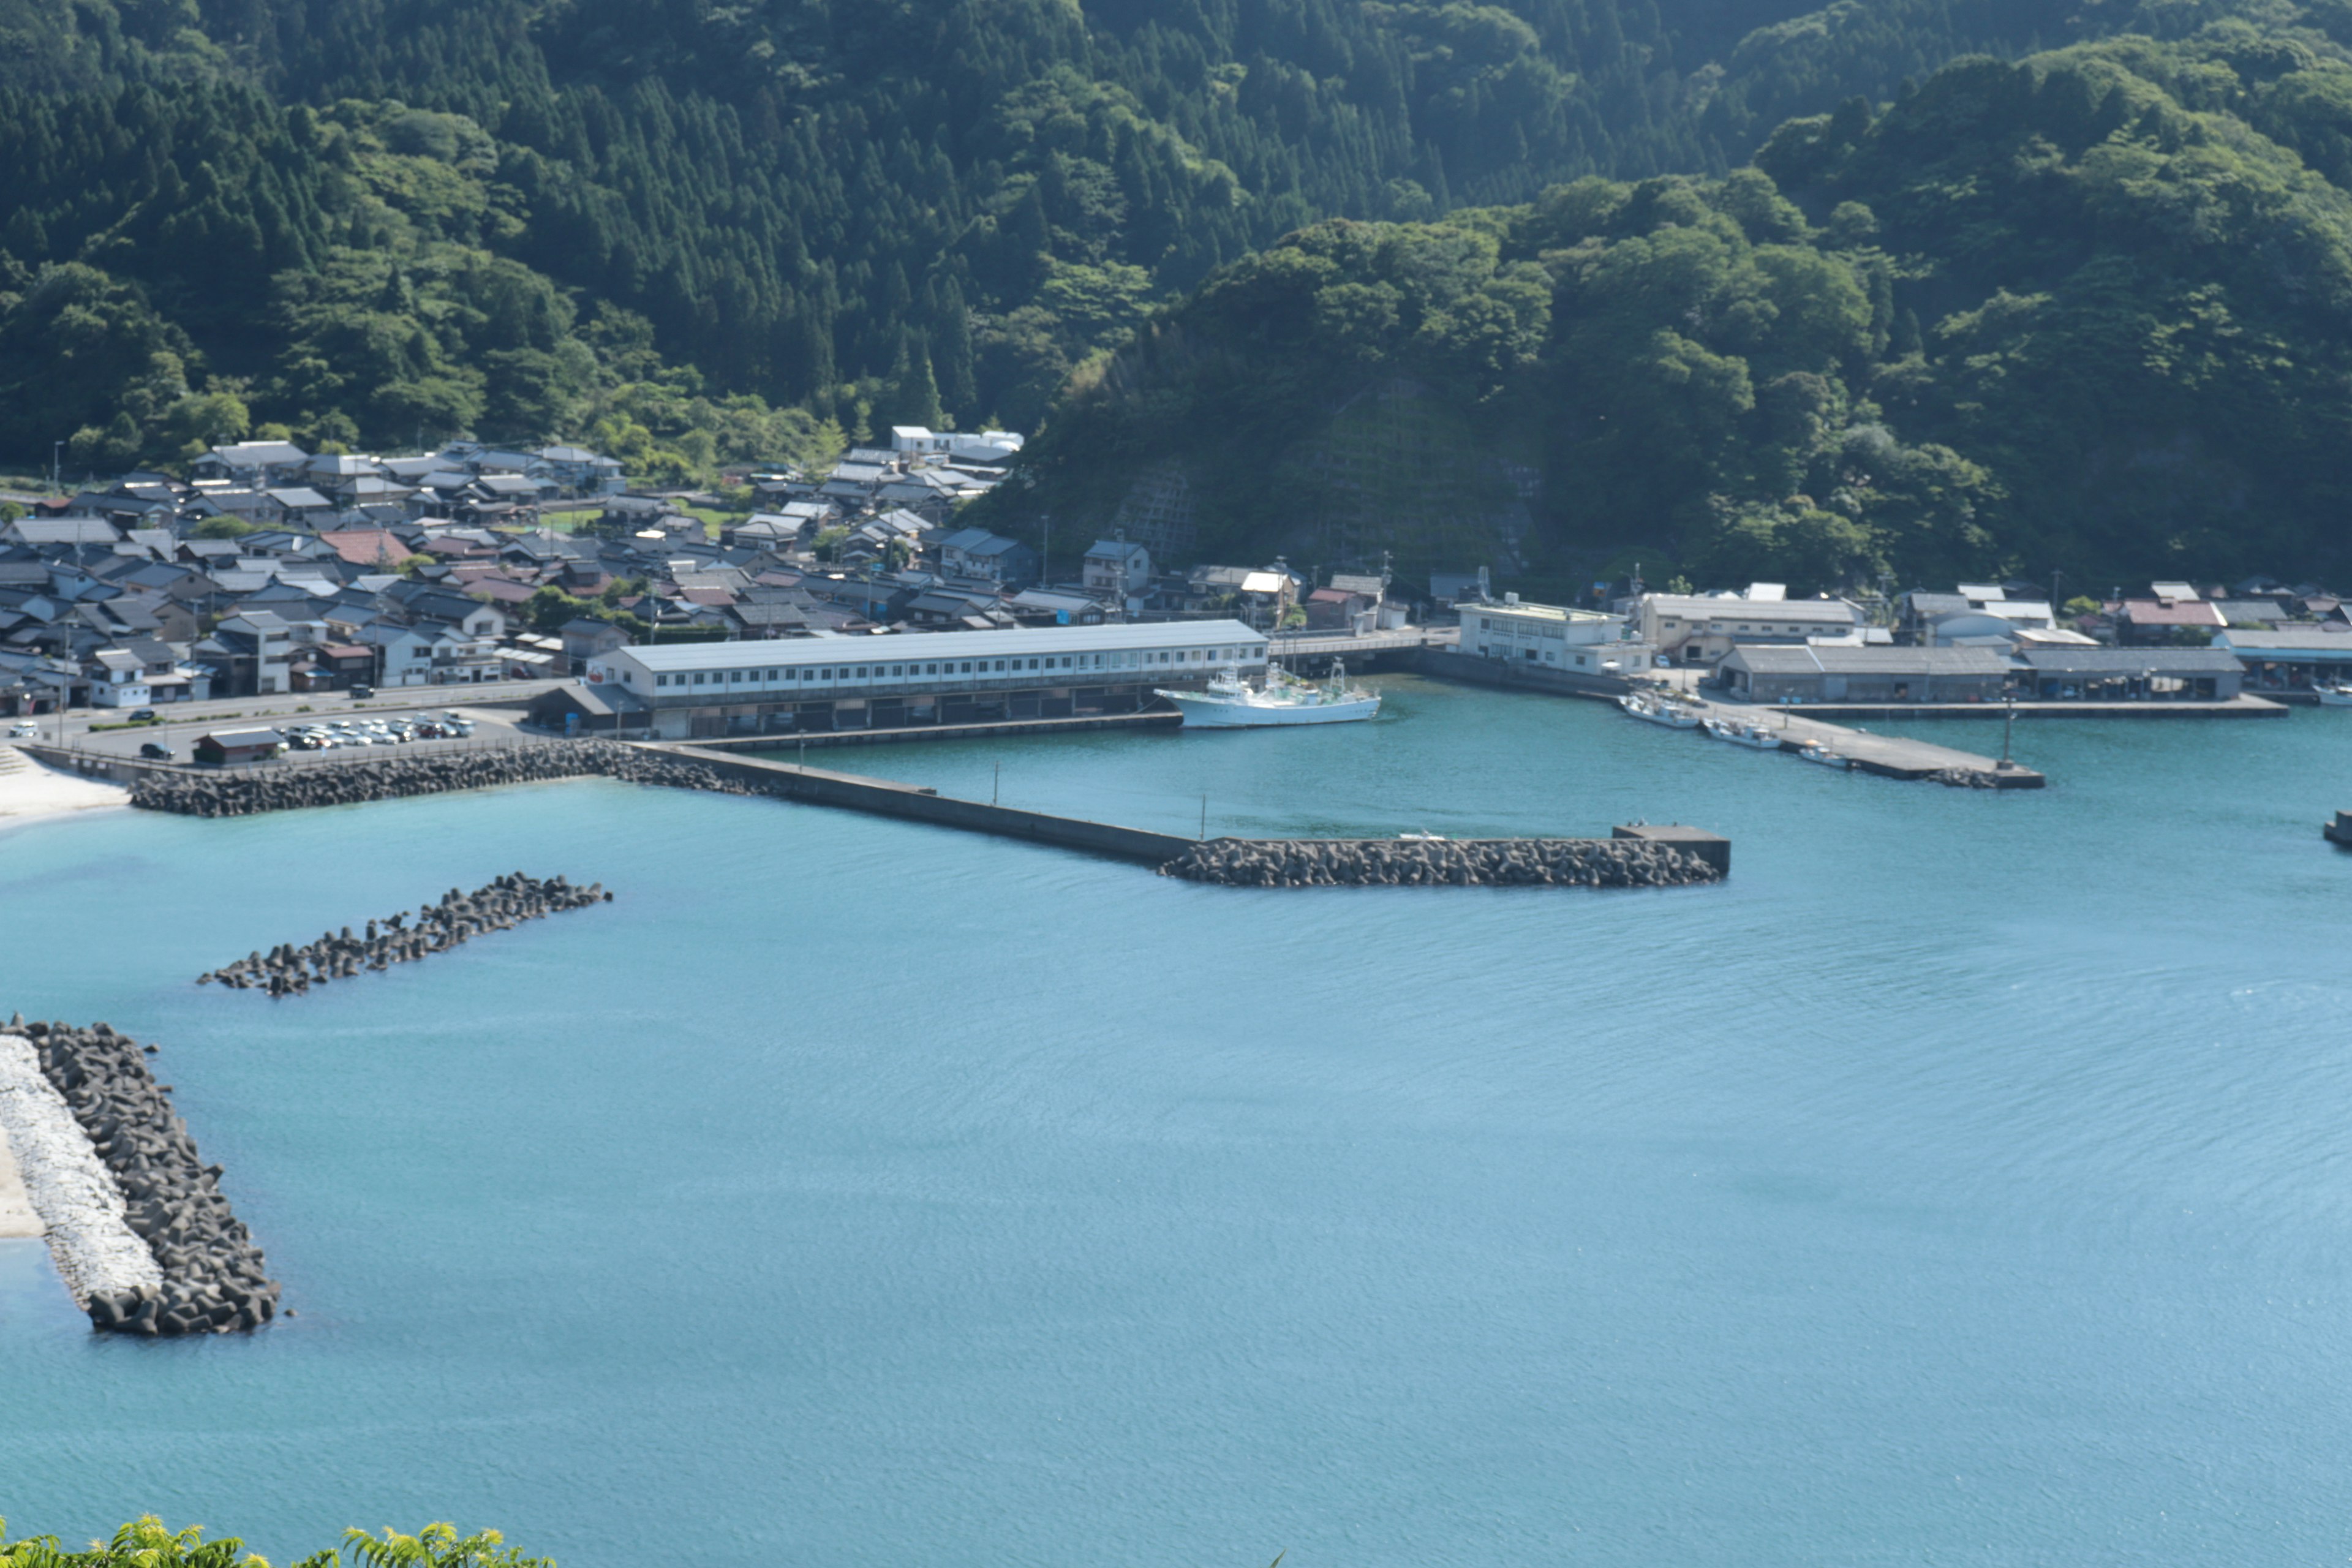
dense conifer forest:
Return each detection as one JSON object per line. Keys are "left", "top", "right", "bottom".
{"left": 2, "top": 0, "right": 2348, "bottom": 580}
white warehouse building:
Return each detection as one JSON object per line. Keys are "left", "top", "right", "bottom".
{"left": 576, "top": 620, "right": 1268, "bottom": 739}
{"left": 1459, "top": 598, "right": 1652, "bottom": 674}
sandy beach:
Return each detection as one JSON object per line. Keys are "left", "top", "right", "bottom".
{"left": 0, "top": 747, "right": 129, "bottom": 826}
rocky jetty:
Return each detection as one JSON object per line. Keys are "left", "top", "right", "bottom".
{"left": 1929, "top": 767, "right": 2004, "bottom": 788}
{"left": 1158, "top": 836, "right": 1722, "bottom": 888}
{"left": 9, "top": 1019, "right": 279, "bottom": 1335}
{"left": 129, "top": 741, "right": 764, "bottom": 817}
{"left": 0, "top": 1027, "right": 162, "bottom": 1304}
{"left": 198, "top": 872, "right": 612, "bottom": 997}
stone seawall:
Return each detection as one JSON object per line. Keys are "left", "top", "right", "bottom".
{"left": 0, "top": 1030, "right": 162, "bottom": 1304}
{"left": 128, "top": 742, "right": 718, "bottom": 817}
{"left": 7, "top": 1020, "right": 279, "bottom": 1335}
{"left": 1159, "top": 837, "right": 1722, "bottom": 888}
{"left": 201, "top": 873, "right": 612, "bottom": 997}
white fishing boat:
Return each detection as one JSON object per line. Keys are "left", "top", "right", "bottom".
{"left": 2319, "top": 685, "right": 2352, "bottom": 707}
{"left": 1794, "top": 741, "right": 1852, "bottom": 769}
{"left": 1158, "top": 658, "right": 1379, "bottom": 728}
{"left": 1617, "top": 690, "right": 1703, "bottom": 729}
{"left": 1702, "top": 715, "right": 1783, "bottom": 750}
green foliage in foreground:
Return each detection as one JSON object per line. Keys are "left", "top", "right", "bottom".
{"left": 0, "top": 1519, "right": 548, "bottom": 1568}
{"left": 986, "top": 2, "right": 2352, "bottom": 588}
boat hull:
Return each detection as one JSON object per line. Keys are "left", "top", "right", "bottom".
{"left": 1163, "top": 692, "right": 1380, "bottom": 727}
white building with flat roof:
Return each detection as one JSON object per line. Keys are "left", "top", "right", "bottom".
{"left": 582, "top": 620, "right": 1267, "bottom": 739}
{"left": 1460, "top": 598, "right": 1650, "bottom": 673}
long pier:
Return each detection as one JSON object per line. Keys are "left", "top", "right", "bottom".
{"left": 1406, "top": 648, "right": 2044, "bottom": 786}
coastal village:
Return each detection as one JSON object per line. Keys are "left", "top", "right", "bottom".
{"left": 2, "top": 418, "right": 2350, "bottom": 738}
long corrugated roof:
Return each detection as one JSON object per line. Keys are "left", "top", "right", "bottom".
{"left": 2216, "top": 628, "right": 2352, "bottom": 650}
{"left": 1725, "top": 645, "right": 2009, "bottom": 674}
{"left": 2019, "top": 648, "right": 2244, "bottom": 673}
{"left": 606, "top": 618, "right": 1265, "bottom": 673}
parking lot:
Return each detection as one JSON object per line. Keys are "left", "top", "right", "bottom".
{"left": 13, "top": 699, "right": 541, "bottom": 764}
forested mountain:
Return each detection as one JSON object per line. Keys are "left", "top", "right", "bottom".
{"left": 2, "top": 0, "right": 2348, "bottom": 582}
{"left": 0, "top": 0, "right": 2062, "bottom": 478}
{"left": 985, "top": 2, "right": 2352, "bottom": 587}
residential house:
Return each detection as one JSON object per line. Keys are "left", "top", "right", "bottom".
{"left": 88, "top": 647, "right": 151, "bottom": 707}
{"left": 533, "top": 445, "right": 625, "bottom": 494}
{"left": 208, "top": 611, "right": 295, "bottom": 695}
{"left": 194, "top": 441, "right": 309, "bottom": 488}
{"left": 1082, "top": 538, "right": 1152, "bottom": 599}
{"left": 559, "top": 617, "right": 632, "bottom": 673}
{"left": 938, "top": 528, "right": 1038, "bottom": 589}
{"left": 2114, "top": 594, "right": 2226, "bottom": 644}
{"left": 1185, "top": 564, "right": 1295, "bottom": 630}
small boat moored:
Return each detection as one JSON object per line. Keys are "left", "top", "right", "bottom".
{"left": 1702, "top": 715, "right": 1783, "bottom": 750}
{"left": 1794, "top": 741, "right": 1852, "bottom": 769}
{"left": 1618, "top": 690, "right": 1703, "bottom": 729}
{"left": 2319, "top": 685, "right": 2352, "bottom": 707}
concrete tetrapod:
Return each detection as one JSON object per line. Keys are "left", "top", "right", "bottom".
{"left": 197, "top": 872, "right": 614, "bottom": 996}
{"left": 7, "top": 1019, "right": 280, "bottom": 1335}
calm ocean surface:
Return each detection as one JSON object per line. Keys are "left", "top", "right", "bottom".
{"left": 3, "top": 676, "right": 2350, "bottom": 1566}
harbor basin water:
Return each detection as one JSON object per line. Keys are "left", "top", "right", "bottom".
{"left": 1, "top": 675, "right": 2349, "bottom": 1566}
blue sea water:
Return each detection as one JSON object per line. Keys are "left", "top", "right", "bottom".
{"left": 2, "top": 676, "right": 2350, "bottom": 1566}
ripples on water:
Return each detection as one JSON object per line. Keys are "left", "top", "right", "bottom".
{"left": 2, "top": 679, "right": 2350, "bottom": 1566}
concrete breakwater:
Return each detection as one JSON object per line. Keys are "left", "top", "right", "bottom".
{"left": 1159, "top": 836, "right": 1724, "bottom": 888}
{"left": 0, "top": 1028, "right": 163, "bottom": 1304}
{"left": 5, "top": 1019, "right": 279, "bottom": 1334}
{"left": 129, "top": 741, "right": 715, "bottom": 816}
{"left": 200, "top": 873, "right": 612, "bottom": 997}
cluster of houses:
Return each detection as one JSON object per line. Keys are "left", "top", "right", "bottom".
{"left": 1450, "top": 575, "right": 2352, "bottom": 705}
{"left": 1, "top": 409, "right": 1444, "bottom": 718}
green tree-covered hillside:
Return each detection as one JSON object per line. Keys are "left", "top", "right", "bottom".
{"left": 986, "top": 5, "right": 2352, "bottom": 587}
{"left": 0, "top": 0, "right": 2067, "bottom": 466}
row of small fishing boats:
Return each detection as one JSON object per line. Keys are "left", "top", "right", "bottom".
{"left": 1616, "top": 690, "right": 1853, "bottom": 769}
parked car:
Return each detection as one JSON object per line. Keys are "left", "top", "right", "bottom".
{"left": 129, "top": 707, "right": 157, "bottom": 723}
{"left": 6, "top": 721, "right": 36, "bottom": 739}
{"left": 348, "top": 684, "right": 374, "bottom": 699}
{"left": 138, "top": 741, "right": 174, "bottom": 760}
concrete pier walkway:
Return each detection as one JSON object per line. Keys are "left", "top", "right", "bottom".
{"left": 1670, "top": 695, "right": 2045, "bottom": 786}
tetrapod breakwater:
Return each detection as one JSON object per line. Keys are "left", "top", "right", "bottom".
{"left": 1159, "top": 835, "right": 1724, "bottom": 888}
{"left": 200, "top": 873, "right": 613, "bottom": 997}
{"left": 128, "top": 741, "right": 726, "bottom": 816}
{"left": 0, "top": 1019, "right": 280, "bottom": 1335}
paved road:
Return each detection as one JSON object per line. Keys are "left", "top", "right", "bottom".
{"left": 16, "top": 681, "right": 561, "bottom": 760}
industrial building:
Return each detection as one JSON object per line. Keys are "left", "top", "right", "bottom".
{"left": 1714, "top": 646, "right": 2010, "bottom": 703}
{"left": 2016, "top": 647, "right": 2245, "bottom": 700}
{"left": 1631, "top": 590, "right": 1864, "bottom": 663}
{"left": 571, "top": 620, "right": 1268, "bottom": 739}
{"left": 1458, "top": 598, "right": 1652, "bottom": 673}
